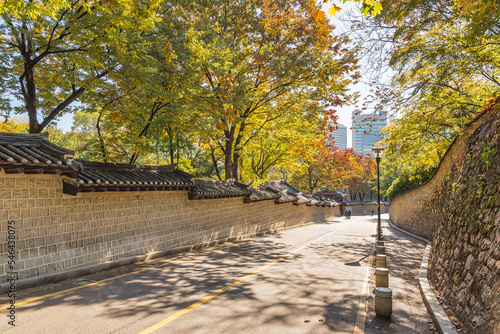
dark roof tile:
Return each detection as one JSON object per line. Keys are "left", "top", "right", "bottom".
{"left": 66, "top": 160, "right": 195, "bottom": 193}
{"left": 264, "top": 180, "right": 301, "bottom": 194}
{"left": 0, "top": 132, "right": 79, "bottom": 176}
{"left": 189, "top": 179, "right": 251, "bottom": 200}
{"left": 245, "top": 185, "right": 280, "bottom": 203}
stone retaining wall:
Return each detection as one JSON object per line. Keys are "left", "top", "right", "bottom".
{"left": 387, "top": 97, "right": 500, "bottom": 334}
{"left": 430, "top": 110, "right": 500, "bottom": 334}
{"left": 389, "top": 111, "right": 489, "bottom": 241}
{"left": 0, "top": 172, "right": 338, "bottom": 283}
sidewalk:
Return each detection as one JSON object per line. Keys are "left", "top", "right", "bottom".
{"left": 364, "top": 219, "right": 437, "bottom": 334}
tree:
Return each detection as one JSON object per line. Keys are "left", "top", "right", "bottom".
{"left": 0, "top": 0, "right": 159, "bottom": 133}
{"left": 190, "top": 0, "right": 359, "bottom": 181}
{"left": 241, "top": 103, "right": 330, "bottom": 182}
{"left": 340, "top": 0, "right": 500, "bottom": 197}
{"left": 64, "top": 0, "right": 207, "bottom": 165}
{"left": 343, "top": 148, "right": 375, "bottom": 201}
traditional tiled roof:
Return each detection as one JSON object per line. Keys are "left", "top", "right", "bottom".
{"left": 274, "top": 190, "right": 297, "bottom": 204}
{"left": 0, "top": 132, "right": 80, "bottom": 176}
{"left": 324, "top": 199, "right": 339, "bottom": 207}
{"left": 316, "top": 200, "right": 327, "bottom": 207}
{"left": 189, "top": 179, "right": 251, "bottom": 200}
{"left": 63, "top": 160, "right": 195, "bottom": 194}
{"left": 264, "top": 180, "right": 301, "bottom": 194}
{"left": 245, "top": 185, "right": 280, "bottom": 203}
{"left": 293, "top": 192, "right": 312, "bottom": 206}
{"left": 312, "top": 189, "right": 347, "bottom": 202}
{"left": 302, "top": 193, "right": 319, "bottom": 207}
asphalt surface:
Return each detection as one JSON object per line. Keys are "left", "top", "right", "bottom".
{"left": 0, "top": 214, "right": 430, "bottom": 334}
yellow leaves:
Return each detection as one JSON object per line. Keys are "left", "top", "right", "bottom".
{"left": 0, "top": 0, "right": 71, "bottom": 19}
{"left": 163, "top": 43, "right": 176, "bottom": 63}
{"left": 361, "top": 1, "right": 383, "bottom": 17}
{"left": 328, "top": 4, "right": 343, "bottom": 17}
{"left": 0, "top": 118, "right": 29, "bottom": 133}
{"left": 313, "top": 10, "right": 327, "bottom": 24}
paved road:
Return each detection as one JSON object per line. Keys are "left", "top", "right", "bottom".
{"left": 1, "top": 216, "right": 378, "bottom": 334}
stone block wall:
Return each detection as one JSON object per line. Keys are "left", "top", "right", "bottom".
{"left": 0, "top": 172, "right": 338, "bottom": 283}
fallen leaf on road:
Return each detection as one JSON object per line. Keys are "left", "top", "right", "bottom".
{"left": 318, "top": 319, "right": 324, "bottom": 322}
{"left": 304, "top": 320, "right": 310, "bottom": 323}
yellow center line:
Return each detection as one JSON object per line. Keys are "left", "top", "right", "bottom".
{"left": 138, "top": 225, "right": 346, "bottom": 334}
{"left": 0, "top": 241, "right": 250, "bottom": 311}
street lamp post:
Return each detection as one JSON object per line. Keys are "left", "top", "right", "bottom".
{"left": 372, "top": 147, "right": 384, "bottom": 241}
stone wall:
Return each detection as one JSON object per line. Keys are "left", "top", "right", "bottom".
{"left": 430, "top": 110, "right": 500, "bottom": 334}
{"left": 0, "top": 172, "right": 338, "bottom": 283}
{"left": 389, "top": 111, "right": 489, "bottom": 240}
{"left": 387, "top": 96, "right": 500, "bottom": 334}
{"left": 345, "top": 203, "right": 390, "bottom": 216}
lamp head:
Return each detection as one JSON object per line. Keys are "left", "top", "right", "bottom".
{"left": 372, "top": 147, "right": 385, "bottom": 159}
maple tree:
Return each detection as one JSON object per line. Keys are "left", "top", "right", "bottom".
{"left": 288, "top": 144, "right": 374, "bottom": 194}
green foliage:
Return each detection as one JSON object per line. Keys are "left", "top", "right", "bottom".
{"left": 378, "top": 151, "right": 437, "bottom": 200}
{"left": 0, "top": 0, "right": 160, "bottom": 133}
{"left": 1, "top": 0, "right": 362, "bottom": 190}
{"left": 353, "top": 0, "right": 500, "bottom": 197}
{"left": 480, "top": 144, "right": 494, "bottom": 169}
{"left": 185, "top": 0, "right": 359, "bottom": 180}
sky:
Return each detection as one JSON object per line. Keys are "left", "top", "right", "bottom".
{"left": 327, "top": 1, "right": 372, "bottom": 148}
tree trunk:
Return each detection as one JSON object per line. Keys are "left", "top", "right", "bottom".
{"left": 232, "top": 151, "right": 239, "bottom": 181}
{"left": 224, "top": 126, "right": 235, "bottom": 179}
{"left": 169, "top": 147, "right": 174, "bottom": 165}
{"left": 25, "top": 67, "right": 39, "bottom": 133}
{"left": 210, "top": 147, "right": 222, "bottom": 180}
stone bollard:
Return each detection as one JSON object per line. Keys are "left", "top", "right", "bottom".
{"left": 376, "top": 246, "right": 385, "bottom": 255}
{"left": 376, "top": 240, "right": 384, "bottom": 247}
{"left": 375, "top": 287, "right": 392, "bottom": 317}
{"left": 375, "top": 267, "right": 389, "bottom": 287}
{"left": 376, "top": 254, "right": 387, "bottom": 268}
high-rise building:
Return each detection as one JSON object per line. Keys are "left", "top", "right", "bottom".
{"left": 352, "top": 111, "right": 387, "bottom": 155}
{"left": 328, "top": 124, "right": 348, "bottom": 150}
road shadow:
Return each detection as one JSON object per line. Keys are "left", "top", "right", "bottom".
{"left": 9, "top": 220, "right": 377, "bottom": 333}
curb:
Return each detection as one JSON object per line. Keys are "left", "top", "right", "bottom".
{"left": 387, "top": 219, "right": 456, "bottom": 334}
{"left": 0, "top": 219, "right": 326, "bottom": 294}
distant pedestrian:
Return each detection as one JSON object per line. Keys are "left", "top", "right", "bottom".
{"left": 370, "top": 210, "right": 374, "bottom": 217}
{"left": 348, "top": 209, "right": 352, "bottom": 219}
{"left": 345, "top": 210, "right": 349, "bottom": 219}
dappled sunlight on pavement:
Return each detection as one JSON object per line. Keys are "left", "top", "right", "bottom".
{"left": 364, "top": 217, "right": 434, "bottom": 334}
